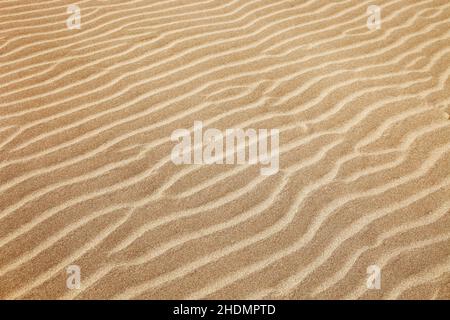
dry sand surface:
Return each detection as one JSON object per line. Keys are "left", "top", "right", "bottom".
{"left": 0, "top": 0, "right": 449, "bottom": 300}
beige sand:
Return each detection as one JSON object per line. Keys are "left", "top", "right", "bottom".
{"left": 0, "top": 0, "right": 449, "bottom": 300}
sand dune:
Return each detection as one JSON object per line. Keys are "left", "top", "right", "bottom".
{"left": 0, "top": 0, "right": 449, "bottom": 299}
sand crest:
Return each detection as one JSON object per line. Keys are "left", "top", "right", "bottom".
{"left": 0, "top": 0, "right": 449, "bottom": 299}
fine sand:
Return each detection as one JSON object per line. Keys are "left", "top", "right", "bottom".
{"left": 0, "top": 0, "right": 449, "bottom": 300}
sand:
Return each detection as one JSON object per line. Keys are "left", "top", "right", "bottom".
{"left": 0, "top": 0, "right": 449, "bottom": 300}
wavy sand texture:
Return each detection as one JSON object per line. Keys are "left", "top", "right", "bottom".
{"left": 0, "top": 0, "right": 449, "bottom": 299}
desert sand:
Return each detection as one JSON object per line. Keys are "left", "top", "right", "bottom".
{"left": 0, "top": 0, "right": 449, "bottom": 300}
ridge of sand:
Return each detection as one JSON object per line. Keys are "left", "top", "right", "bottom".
{"left": 0, "top": 0, "right": 449, "bottom": 299}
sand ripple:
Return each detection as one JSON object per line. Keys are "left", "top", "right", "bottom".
{"left": 0, "top": 0, "right": 449, "bottom": 299}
